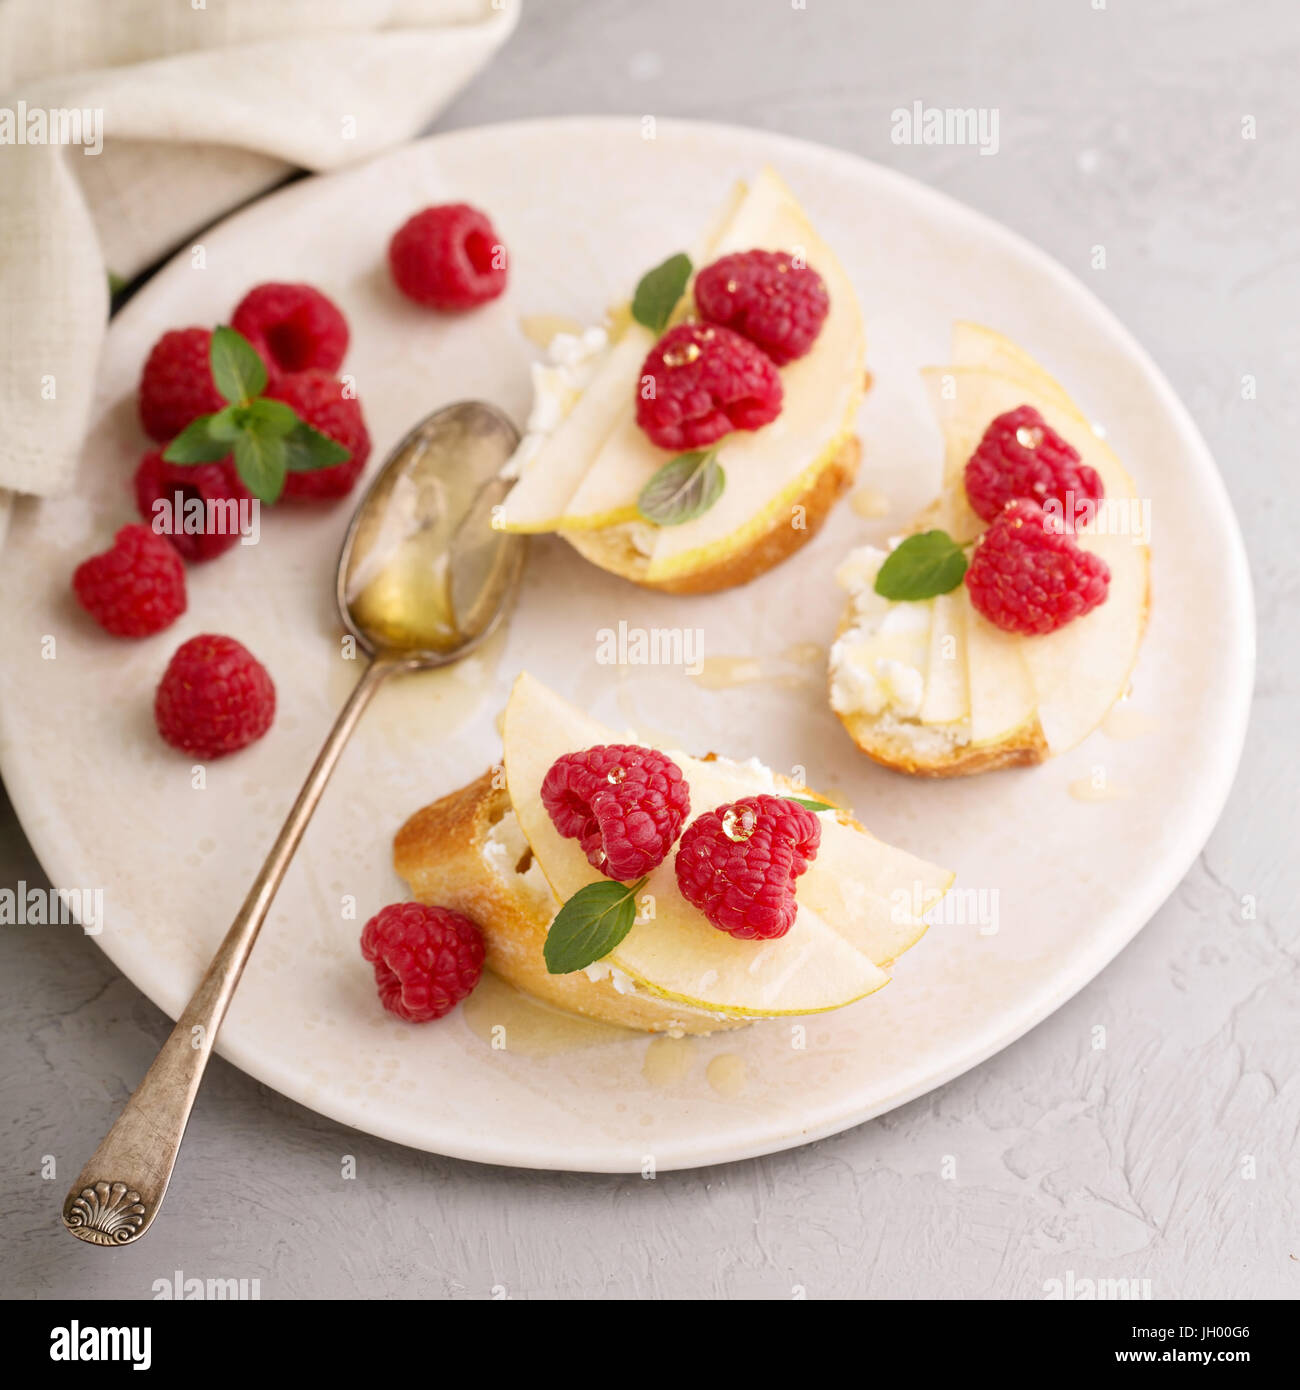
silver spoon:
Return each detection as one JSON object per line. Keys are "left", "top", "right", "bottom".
{"left": 61, "top": 400, "right": 524, "bottom": 1246}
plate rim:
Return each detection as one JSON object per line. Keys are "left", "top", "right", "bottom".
{"left": 1, "top": 115, "right": 1256, "bottom": 1172}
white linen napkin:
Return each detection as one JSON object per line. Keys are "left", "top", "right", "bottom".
{"left": 0, "top": 0, "right": 520, "bottom": 497}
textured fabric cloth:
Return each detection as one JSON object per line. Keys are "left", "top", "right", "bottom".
{"left": 0, "top": 0, "right": 519, "bottom": 496}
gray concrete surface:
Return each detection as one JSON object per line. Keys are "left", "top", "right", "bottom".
{"left": 2, "top": 0, "right": 1296, "bottom": 1299}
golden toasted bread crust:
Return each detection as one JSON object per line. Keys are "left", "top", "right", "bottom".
{"left": 836, "top": 707, "right": 1049, "bottom": 777}
{"left": 393, "top": 771, "right": 745, "bottom": 1034}
{"left": 564, "top": 434, "right": 861, "bottom": 595}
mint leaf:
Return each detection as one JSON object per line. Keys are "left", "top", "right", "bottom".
{"left": 210, "top": 325, "right": 267, "bottom": 406}
{"left": 788, "top": 796, "right": 834, "bottom": 812}
{"left": 282, "top": 422, "right": 350, "bottom": 473}
{"left": 205, "top": 405, "right": 244, "bottom": 441}
{"left": 544, "top": 876, "right": 647, "bottom": 975}
{"left": 162, "top": 414, "right": 234, "bottom": 464}
{"left": 233, "top": 429, "right": 286, "bottom": 504}
{"left": 874, "top": 530, "right": 968, "bottom": 601}
{"left": 631, "top": 252, "right": 692, "bottom": 335}
{"left": 638, "top": 449, "right": 724, "bottom": 526}
{"left": 244, "top": 397, "right": 298, "bottom": 436}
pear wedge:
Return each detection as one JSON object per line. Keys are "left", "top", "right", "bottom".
{"left": 501, "top": 673, "right": 951, "bottom": 1016}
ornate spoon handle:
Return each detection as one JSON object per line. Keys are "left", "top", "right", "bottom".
{"left": 61, "top": 656, "right": 395, "bottom": 1246}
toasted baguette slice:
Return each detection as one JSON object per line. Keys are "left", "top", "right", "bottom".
{"left": 394, "top": 771, "right": 748, "bottom": 1034}
{"left": 564, "top": 434, "right": 860, "bottom": 595}
{"left": 830, "top": 337, "right": 1150, "bottom": 777}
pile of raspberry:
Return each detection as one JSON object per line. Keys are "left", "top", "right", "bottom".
{"left": 962, "top": 405, "right": 1111, "bottom": 635}
{"left": 636, "top": 248, "right": 830, "bottom": 452}
{"left": 137, "top": 281, "right": 368, "bottom": 522}
{"left": 541, "top": 744, "right": 823, "bottom": 943}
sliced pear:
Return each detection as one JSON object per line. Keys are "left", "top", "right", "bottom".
{"left": 950, "top": 322, "right": 1076, "bottom": 412}
{"left": 919, "top": 590, "right": 969, "bottom": 725}
{"left": 643, "top": 171, "right": 864, "bottom": 580}
{"left": 556, "top": 166, "right": 865, "bottom": 558}
{"left": 926, "top": 366, "right": 1148, "bottom": 755}
{"left": 501, "top": 673, "right": 951, "bottom": 1016}
{"left": 957, "top": 589, "right": 1038, "bottom": 746}
{"left": 498, "top": 328, "right": 656, "bottom": 532}
{"left": 498, "top": 182, "right": 748, "bottom": 533}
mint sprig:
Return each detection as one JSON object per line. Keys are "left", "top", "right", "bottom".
{"left": 161, "top": 326, "right": 352, "bottom": 504}
{"left": 874, "top": 530, "right": 969, "bottom": 601}
{"left": 631, "top": 252, "right": 692, "bottom": 335}
{"left": 637, "top": 449, "right": 724, "bottom": 527}
{"left": 544, "top": 875, "right": 648, "bottom": 975}
{"left": 788, "top": 796, "right": 834, "bottom": 812}
{"left": 210, "top": 325, "right": 268, "bottom": 404}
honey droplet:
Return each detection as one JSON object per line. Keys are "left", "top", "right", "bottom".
{"left": 722, "top": 805, "right": 757, "bottom": 842}
{"left": 1016, "top": 425, "right": 1044, "bottom": 449}
{"left": 725, "top": 278, "right": 738, "bottom": 293}
{"left": 607, "top": 766, "right": 627, "bottom": 784}
{"left": 663, "top": 341, "right": 702, "bottom": 368}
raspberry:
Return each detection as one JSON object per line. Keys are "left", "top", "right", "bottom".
{"left": 694, "top": 249, "right": 830, "bottom": 365}
{"left": 154, "top": 634, "right": 275, "bottom": 758}
{"left": 265, "top": 369, "right": 371, "bottom": 499}
{"left": 360, "top": 902, "right": 485, "bottom": 1022}
{"left": 72, "top": 524, "right": 186, "bottom": 638}
{"left": 231, "top": 282, "right": 349, "bottom": 376}
{"left": 541, "top": 744, "right": 690, "bottom": 881}
{"left": 388, "top": 203, "right": 508, "bottom": 311}
{"left": 674, "top": 795, "right": 821, "bottom": 941}
{"left": 138, "top": 327, "right": 228, "bottom": 442}
{"left": 965, "top": 499, "right": 1111, "bottom": 636}
{"left": 636, "top": 322, "right": 783, "bottom": 451}
{"left": 964, "top": 404, "right": 1104, "bottom": 525}
{"left": 133, "top": 449, "right": 250, "bottom": 563}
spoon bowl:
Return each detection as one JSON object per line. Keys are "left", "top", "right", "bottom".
{"left": 337, "top": 399, "right": 525, "bottom": 666}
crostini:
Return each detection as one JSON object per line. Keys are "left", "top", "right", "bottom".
{"left": 395, "top": 674, "right": 952, "bottom": 1033}
{"left": 495, "top": 167, "right": 866, "bottom": 594}
{"left": 829, "top": 324, "right": 1150, "bottom": 776}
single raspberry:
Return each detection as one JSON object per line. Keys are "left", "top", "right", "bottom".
{"left": 964, "top": 404, "right": 1104, "bottom": 525}
{"left": 133, "top": 449, "right": 251, "bottom": 563}
{"left": 138, "top": 327, "right": 228, "bottom": 442}
{"left": 72, "top": 524, "right": 187, "bottom": 638}
{"left": 636, "top": 322, "right": 783, "bottom": 451}
{"left": 388, "top": 203, "right": 508, "bottom": 311}
{"left": 541, "top": 744, "right": 690, "bottom": 881}
{"left": 674, "top": 795, "right": 821, "bottom": 941}
{"left": 231, "top": 282, "right": 349, "bottom": 376}
{"left": 154, "top": 634, "right": 275, "bottom": 758}
{"left": 965, "top": 499, "right": 1111, "bottom": 636}
{"left": 360, "top": 902, "right": 485, "bottom": 1022}
{"left": 694, "top": 249, "right": 830, "bottom": 365}
{"left": 265, "top": 369, "right": 371, "bottom": 499}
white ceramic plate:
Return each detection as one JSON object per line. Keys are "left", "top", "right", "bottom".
{"left": 0, "top": 119, "right": 1253, "bottom": 1172}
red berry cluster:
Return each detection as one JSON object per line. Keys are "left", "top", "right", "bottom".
{"left": 636, "top": 248, "right": 830, "bottom": 452}
{"left": 541, "top": 746, "right": 823, "bottom": 942}
{"left": 962, "top": 406, "right": 1111, "bottom": 635}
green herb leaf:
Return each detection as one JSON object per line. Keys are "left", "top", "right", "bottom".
{"left": 874, "top": 530, "right": 968, "bottom": 601}
{"left": 162, "top": 414, "right": 235, "bottom": 465}
{"left": 637, "top": 449, "right": 724, "bottom": 526}
{"left": 282, "top": 421, "right": 351, "bottom": 474}
{"left": 233, "top": 428, "right": 286, "bottom": 504}
{"left": 244, "top": 397, "right": 298, "bottom": 437}
{"left": 209, "top": 325, "right": 268, "bottom": 406}
{"left": 788, "top": 796, "right": 834, "bottom": 812}
{"left": 631, "top": 252, "right": 692, "bottom": 335}
{"left": 544, "top": 876, "right": 647, "bottom": 975}
{"left": 205, "top": 405, "right": 244, "bottom": 441}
